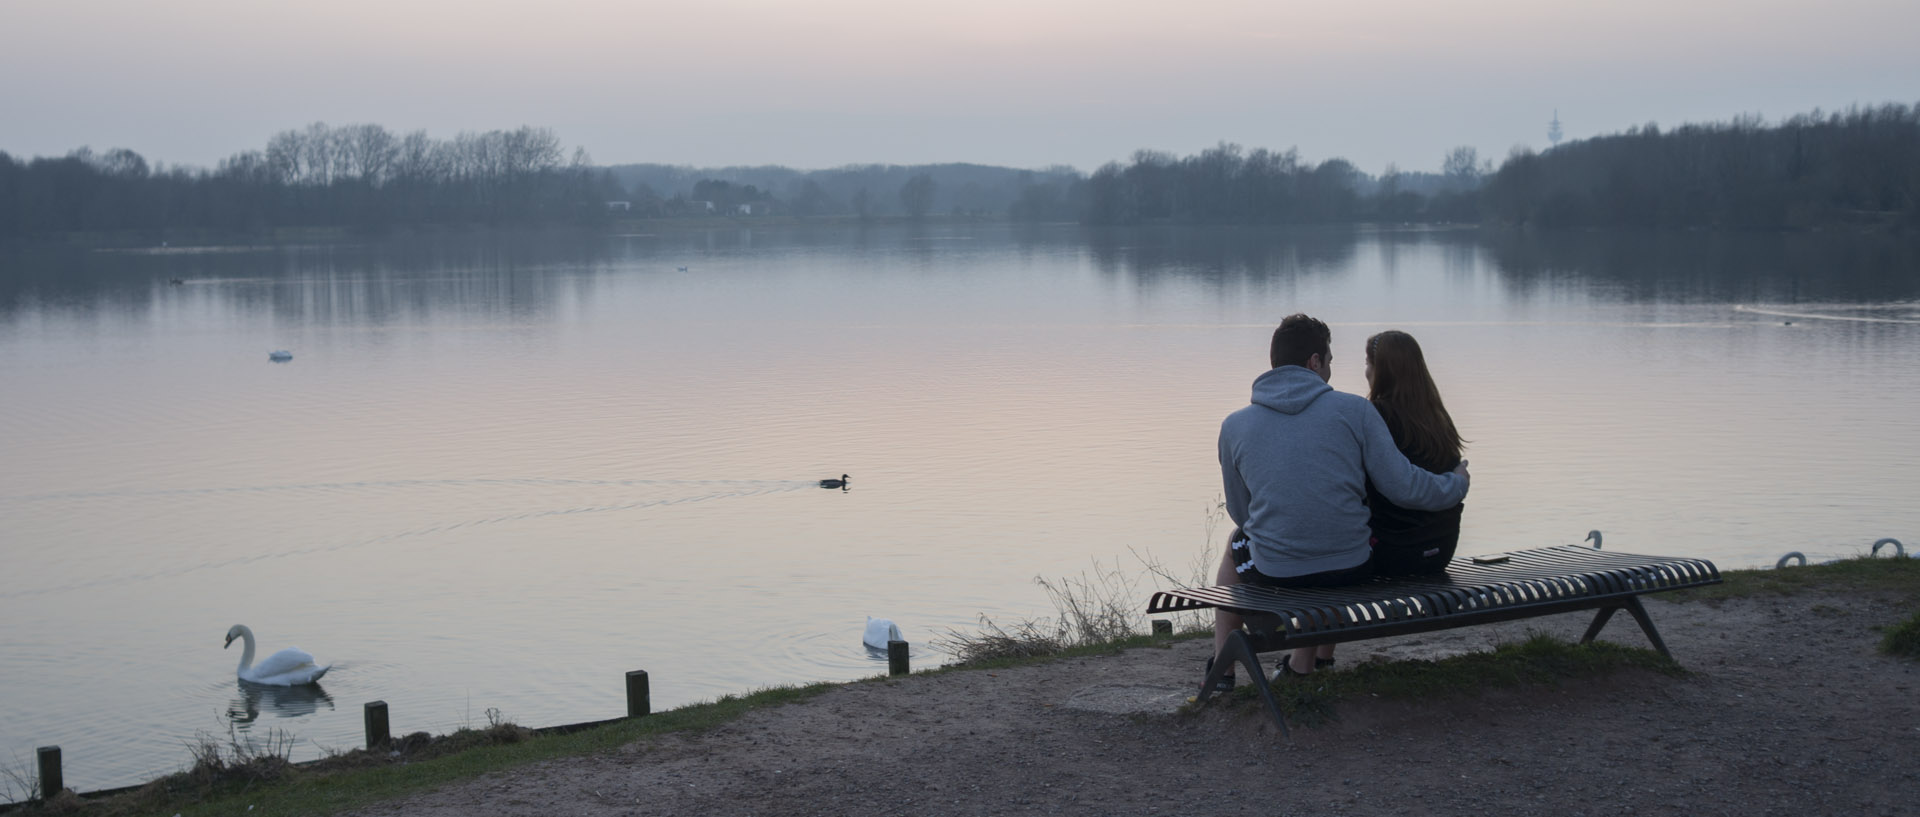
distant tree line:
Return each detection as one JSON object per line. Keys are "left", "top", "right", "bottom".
{"left": 1066, "top": 143, "right": 1489, "bottom": 226}
{"left": 1071, "top": 104, "right": 1918, "bottom": 231}
{"left": 604, "top": 162, "right": 1082, "bottom": 220}
{"left": 5, "top": 103, "right": 1913, "bottom": 238}
{"left": 1483, "top": 103, "right": 1920, "bottom": 230}
{"left": 0, "top": 123, "right": 620, "bottom": 238}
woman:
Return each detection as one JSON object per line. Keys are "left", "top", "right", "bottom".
{"left": 1364, "top": 330, "right": 1467, "bottom": 575}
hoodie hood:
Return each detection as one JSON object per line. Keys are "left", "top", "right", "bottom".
{"left": 1250, "top": 365, "right": 1331, "bottom": 415}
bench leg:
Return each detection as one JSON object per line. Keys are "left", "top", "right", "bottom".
{"left": 1579, "top": 606, "right": 1619, "bottom": 645}
{"left": 1620, "top": 595, "right": 1672, "bottom": 658}
{"left": 1579, "top": 598, "right": 1672, "bottom": 659}
{"left": 1197, "top": 630, "right": 1290, "bottom": 737}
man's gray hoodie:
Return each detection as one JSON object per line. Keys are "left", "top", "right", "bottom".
{"left": 1219, "top": 365, "right": 1468, "bottom": 578}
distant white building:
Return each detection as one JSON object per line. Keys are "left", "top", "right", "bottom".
{"left": 737, "top": 203, "right": 753, "bottom": 215}
{"left": 605, "top": 201, "right": 631, "bottom": 212}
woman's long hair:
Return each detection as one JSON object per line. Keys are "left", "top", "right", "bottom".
{"left": 1365, "top": 330, "right": 1464, "bottom": 470}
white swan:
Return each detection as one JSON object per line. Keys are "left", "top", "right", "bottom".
{"left": 224, "top": 624, "right": 330, "bottom": 686}
{"left": 863, "top": 616, "right": 903, "bottom": 650}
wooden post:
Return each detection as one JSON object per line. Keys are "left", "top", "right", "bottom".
{"left": 626, "top": 670, "right": 650, "bottom": 718}
{"left": 364, "top": 701, "right": 390, "bottom": 750}
{"left": 1151, "top": 619, "right": 1172, "bottom": 636}
{"left": 36, "top": 746, "right": 61, "bottom": 801}
{"left": 887, "top": 640, "right": 910, "bottom": 676}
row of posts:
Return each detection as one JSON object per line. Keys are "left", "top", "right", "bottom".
{"left": 31, "top": 627, "right": 1191, "bottom": 802}
{"left": 28, "top": 635, "right": 951, "bottom": 802}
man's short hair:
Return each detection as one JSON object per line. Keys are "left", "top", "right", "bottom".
{"left": 1270, "top": 314, "right": 1331, "bottom": 369}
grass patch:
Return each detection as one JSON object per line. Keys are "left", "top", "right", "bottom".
{"left": 1203, "top": 634, "right": 1685, "bottom": 726}
{"left": 939, "top": 501, "right": 1227, "bottom": 666}
{"left": 930, "top": 632, "right": 1176, "bottom": 674}
{"left": 1665, "top": 556, "right": 1920, "bottom": 603}
{"left": 35, "top": 683, "right": 837, "bottom": 817}
{"left": 1882, "top": 609, "right": 1920, "bottom": 660}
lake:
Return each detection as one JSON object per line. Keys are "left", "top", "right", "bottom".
{"left": 2, "top": 223, "right": 1917, "bottom": 794}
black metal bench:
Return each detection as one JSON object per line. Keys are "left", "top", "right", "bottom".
{"left": 1145, "top": 545, "right": 1722, "bottom": 733}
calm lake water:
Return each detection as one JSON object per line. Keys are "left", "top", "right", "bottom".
{"left": 2, "top": 224, "right": 1917, "bottom": 793}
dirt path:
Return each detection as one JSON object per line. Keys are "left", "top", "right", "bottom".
{"left": 346, "top": 590, "right": 1917, "bottom": 817}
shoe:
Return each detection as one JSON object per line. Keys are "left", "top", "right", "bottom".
{"left": 1204, "top": 656, "right": 1236, "bottom": 692}
{"left": 1273, "top": 655, "right": 1311, "bottom": 681}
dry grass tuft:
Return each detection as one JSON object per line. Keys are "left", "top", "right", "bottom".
{"left": 939, "top": 498, "right": 1227, "bottom": 665}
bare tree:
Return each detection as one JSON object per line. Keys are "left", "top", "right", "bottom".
{"left": 1443, "top": 146, "right": 1483, "bottom": 189}
{"left": 265, "top": 128, "right": 305, "bottom": 185}
{"left": 342, "top": 124, "right": 398, "bottom": 185}
{"left": 392, "top": 130, "right": 441, "bottom": 183}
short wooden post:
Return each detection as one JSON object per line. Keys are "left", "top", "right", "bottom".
{"left": 364, "top": 701, "right": 390, "bottom": 750}
{"left": 626, "top": 670, "right": 650, "bottom": 718}
{"left": 36, "top": 746, "right": 61, "bottom": 801}
{"left": 1151, "top": 619, "right": 1172, "bottom": 636}
{"left": 887, "top": 640, "right": 910, "bottom": 676}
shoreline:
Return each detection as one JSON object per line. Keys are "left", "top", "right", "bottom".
{"left": 12, "top": 559, "right": 1915, "bottom": 816}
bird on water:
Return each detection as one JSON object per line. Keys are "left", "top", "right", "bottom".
{"left": 224, "top": 624, "right": 331, "bottom": 686}
{"left": 820, "top": 474, "right": 850, "bottom": 490}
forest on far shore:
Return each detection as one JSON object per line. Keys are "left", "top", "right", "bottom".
{"left": 0, "top": 102, "right": 1914, "bottom": 240}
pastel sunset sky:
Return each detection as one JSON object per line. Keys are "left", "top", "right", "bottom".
{"left": 5, "top": 0, "right": 1915, "bottom": 174}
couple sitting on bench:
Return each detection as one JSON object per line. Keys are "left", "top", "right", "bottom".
{"left": 1210, "top": 313, "right": 1471, "bottom": 690}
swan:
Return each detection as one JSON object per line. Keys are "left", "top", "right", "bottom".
{"left": 1872, "top": 538, "right": 1906, "bottom": 558}
{"left": 224, "top": 624, "right": 330, "bottom": 686}
{"left": 1585, "top": 530, "right": 1603, "bottom": 550}
{"left": 1776, "top": 551, "right": 1848, "bottom": 568}
{"left": 863, "top": 616, "right": 903, "bottom": 650}
{"left": 820, "top": 474, "right": 850, "bottom": 490}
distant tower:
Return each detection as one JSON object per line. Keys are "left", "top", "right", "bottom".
{"left": 1548, "top": 110, "right": 1564, "bottom": 146}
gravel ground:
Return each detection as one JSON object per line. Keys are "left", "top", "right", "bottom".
{"left": 345, "top": 589, "right": 1918, "bottom": 817}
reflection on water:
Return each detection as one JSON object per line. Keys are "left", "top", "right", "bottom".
{"left": 2, "top": 223, "right": 1918, "bottom": 796}
{"left": 1478, "top": 228, "right": 1920, "bottom": 303}
{"left": 7, "top": 226, "right": 1916, "bottom": 327}
{"left": 227, "top": 680, "right": 335, "bottom": 727}
{"left": 1080, "top": 224, "right": 1362, "bottom": 283}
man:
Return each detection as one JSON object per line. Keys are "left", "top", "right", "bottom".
{"left": 1212, "top": 314, "right": 1470, "bottom": 685}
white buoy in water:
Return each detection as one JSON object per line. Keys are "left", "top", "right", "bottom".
{"left": 863, "top": 616, "right": 903, "bottom": 650}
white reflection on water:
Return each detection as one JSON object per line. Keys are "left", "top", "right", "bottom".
{"left": 1, "top": 225, "right": 1917, "bottom": 793}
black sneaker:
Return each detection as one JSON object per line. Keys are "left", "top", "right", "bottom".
{"left": 1273, "top": 654, "right": 1311, "bottom": 681}
{"left": 1204, "top": 656, "right": 1236, "bottom": 692}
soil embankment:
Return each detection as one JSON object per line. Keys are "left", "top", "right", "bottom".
{"left": 344, "top": 586, "right": 1917, "bottom": 817}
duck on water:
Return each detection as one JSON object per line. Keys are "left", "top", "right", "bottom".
{"left": 820, "top": 474, "right": 850, "bottom": 490}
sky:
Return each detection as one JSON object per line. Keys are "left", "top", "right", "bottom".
{"left": 5, "top": 0, "right": 1917, "bottom": 176}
